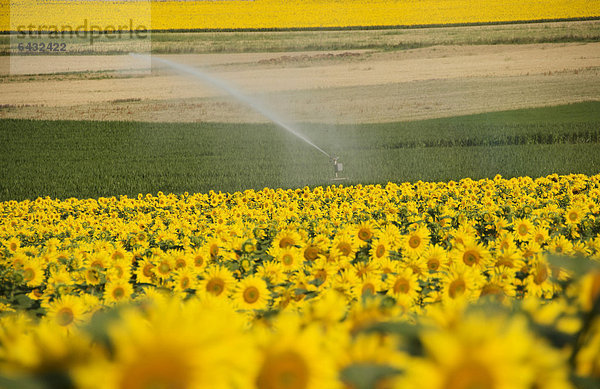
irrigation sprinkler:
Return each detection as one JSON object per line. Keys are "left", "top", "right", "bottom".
{"left": 331, "top": 155, "right": 347, "bottom": 181}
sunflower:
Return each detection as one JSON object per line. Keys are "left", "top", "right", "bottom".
{"left": 234, "top": 275, "right": 270, "bottom": 311}
{"left": 355, "top": 274, "right": 384, "bottom": 298}
{"left": 331, "top": 269, "right": 361, "bottom": 300}
{"left": 135, "top": 258, "right": 156, "bottom": 284}
{"left": 85, "top": 252, "right": 108, "bottom": 270}
{"left": 494, "top": 246, "right": 523, "bottom": 269}
{"left": 352, "top": 260, "right": 381, "bottom": 280}
{"left": 84, "top": 267, "right": 104, "bottom": 286}
{"left": 421, "top": 244, "right": 448, "bottom": 273}
{"left": 241, "top": 239, "right": 257, "bottom": 254}
{"left": 154, "top": 257, "right": 175, "bottom": 282}
{"left": 272, "top": 285, "right": 303, "bottom": 312}
{"left": 573, "top": 241, "right": 591, "bottom": 257}
{"left": 451, "top": 224, "right": 478, "bottom": 248}
{"left": 104, "top": 280, "right": 134, "bottom": 305}
{"left": 386, "top": 268, "right": 421, "bottom": 302}
{"left": 198, "top": 266, "right": 236, "bottom": 298}
{"left": 400, "top": 313, "right": 537, "bottom": 389}
{"left": 44, "top": 294, "right": 89, "bottom": 331}
{"left": 402, "top": 226, "right": 430, "bottom": 258}
{"left": 373, "top": 256, "right": 396, "bottom": 275}
{"left": 306, "top": 289, "right": 347, "bottom": 327}
{"left": 110, "top": 244, "right": 131, "bottom": 263}
{"left": 173, "top": 267, "right": 198, "bottom": 294}
{"left": 523, "top": 255, "right": 556, "bottom": 299}
{"left": 356, "top": 220, "right": 376, "bottom": 243}
{"left": 255, "top": 316, "right": 340, "bottom": 389}
{"left": 347, "top": 294, "right": 403, "bottom": 334}
{"left": 169, "top": 249, "right": 190, "bottom": 270}
{"left": 21, "top": 259, "right": 46, "bottom": 287}
{"left": 440, "top": 263, "right": 484, "bottom": 302}
{"left": 381, "top": 224, "right": 402, "bottom": 251}
{"left": 107, "top": 258, "right": 132, "bottom": 282}
{"left": 269, "top": 246, "right": 303, "bottom": 273}
{"left": 369, "top": 237, "right": 391, "bottom": 261}
{"left": 6, "top": 252, "right": 24, "bottom": 268}
{"left": 520, "top": 241, "right": 543, "bottom": 261}
{"left": 512, "top": 218, "right": 534, "bottom": 242}
{"left": 4, "top": 318, "right": 100, "bottom": 387}
{"left": 575, "top": 270, "right": 600, "bottom": 312}
{"left": 564, "top": 205, "right": 585, "bottom": 226}
{"left": 527, "top": 337, "right": 574, "bottom": 389}
{"left": 449, "top": 239, "right": 491, "bottom": 270}
{"left": 331, "top": 232, "right": 359, "bottom": 260}
{"left": 547, "top": 236, "right": 574, "bottom": 256}
{"left": 531, "top": 225, "right": 550, "bottom": 246}
{"left": 257, "top": 260, "right": 286, "bottom": 286}
{"left": 494, "top": 216, "right": 510, "bottom": 236}
{"left": 5, "top": 236, "right": 21, "bottom": 253}
{"left": 204, "top": 237, "right": 224, "bottom": 261}
{"left": 189, "top": 247, "right": 209, "bottom": 272}
{"left": 302, "top": 240, "right": 324, "bottom": 262}
{"left": 91, "top": 298, "right": 256, "bottom": 389}
{"left": 308, "top": 257, "right": 338, "bottom": 289}
{"left": 403, "top": 257, "right": 428, "bottom": 281}
{"left": 47, "top": 266, "right": 75, "bottom": 288}
{"left": 272, "top": 229, "right": 302, "bottom": 249}
{"left": 479, "top": 267, "right": 517, "bottom": 303}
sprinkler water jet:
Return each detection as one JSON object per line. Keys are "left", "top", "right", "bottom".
{"left": 130, "top": 53, "right": 346, "bottom": 179}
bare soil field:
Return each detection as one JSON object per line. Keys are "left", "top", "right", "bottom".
{"left": 1, "top": 41, "right": 599, "bottom": 123}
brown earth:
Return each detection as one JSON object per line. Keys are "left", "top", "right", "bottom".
{"left": 1, "top": 42, "right": 599, "bottom": 123}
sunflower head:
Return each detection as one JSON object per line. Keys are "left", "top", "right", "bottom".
{"left": 356, "top": 221, "right": 376, "bottom": 242}
{"left": 402, "top": 226, "right": 430, "bottom": 257}
{"left": 234, "top": 276, "right": 270, "bottom": 311}
{"left": 255, "top": 316, "right": 340, "bottom": 389}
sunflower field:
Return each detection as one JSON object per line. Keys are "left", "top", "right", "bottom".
{"left": 1, "top": 173, "right": 600, "bottom": 388}
{"left": 3, "top": 0, "right": 598, "bottom": 32}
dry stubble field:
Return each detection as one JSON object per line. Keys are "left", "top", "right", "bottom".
{"left": 1, "top": 21, "right": 599, "bottom": 124}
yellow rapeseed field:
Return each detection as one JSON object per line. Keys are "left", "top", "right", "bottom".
{"left": 3, "top": 0, "right": 598, "bottom": 31}
{"left": 1, "top": 173, "right": 600, "bottom": 388}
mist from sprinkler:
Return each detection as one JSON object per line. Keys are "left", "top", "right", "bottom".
{"left": 130, "top": 53, "right": 331, "bottom": 159}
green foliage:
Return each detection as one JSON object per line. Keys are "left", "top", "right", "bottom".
{"left": 0, "top": 263, "right": 33, "bottom": 313}
{"left": 4, "top": 20, "right": 595, "bottom": 55}
{"left": 1, "top": 102, "right": 600, "bottom": 201}
{"left": 340, "top": 364, "right": 403, "bottom": 389}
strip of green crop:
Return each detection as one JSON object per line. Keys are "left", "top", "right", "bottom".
{"left": 1, "top": 102, "right": 599, "bottom": 201}
{"left": 1, "top": 20, "right": 599, "bottom": 55}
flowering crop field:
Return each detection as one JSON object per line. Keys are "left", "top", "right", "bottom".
{"left": 2, "top": 1, "right": 600, "bottom": 387}
{"left": 2, "top": 0, "right": 598, "bottom": 32}
{"left": 1, "top": 172, "right": 600, "bottom": 388}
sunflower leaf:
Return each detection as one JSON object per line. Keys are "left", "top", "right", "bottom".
{"left": 570, "top": 374, "right": 600, "bottom": 389}
{"left": 547, "top": 254, "right": 600, "bottom": 278}
{"left": 0, "top": 375, "right": 46, "bottom": 389}
{"left": 12, "top": 293, "right": 34, "bottom": 310}
{"left": 340, "top": 363, "right": 403, "bottom": 389}
{"left": 0, "top": 372, "right": 73, "bottom": 389}
{"left": 361, "top": 321, "right": 423, "bottom": 355}
{"left": 528, "top": 321, "right": 577, "bottom": 349}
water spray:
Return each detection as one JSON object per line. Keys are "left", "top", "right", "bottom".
{"left": 130, "top": 53, "right": 346, "bottom": 179}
